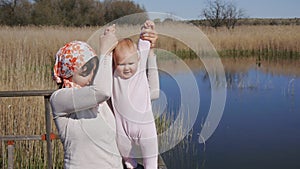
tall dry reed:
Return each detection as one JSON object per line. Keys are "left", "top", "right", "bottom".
{"left": 202, "top": 25, "right": 300, "bottom": 57}
{"left": 0, "top": 26, "right": 98, "bottom": 168}
{"left": 1, "top": 24, "right": 300, "bottom": 168}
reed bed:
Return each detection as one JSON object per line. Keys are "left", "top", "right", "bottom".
{"left": 202, "top": 25, "right": 300, "bottom": 58}
{"left": 0, "top": 97, "right": 64, "bottom": 168}
{"left": 0, "top": 26, "right": 97, "bottom": 168}
{"left": 1, "top": 24, "right": 300, "bottom": 168}
{"left": 0, "top": 26, "right": 98, "bottom": 91}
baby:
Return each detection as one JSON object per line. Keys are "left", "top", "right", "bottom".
{"left": 112, "top": 20, "right": 159, "bottom": 169}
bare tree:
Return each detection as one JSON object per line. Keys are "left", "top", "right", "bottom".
{"left": 202, "top": 0, "right": 227, "bottom": 29}
{"left": 202, "top": 0, "right": 245, "bottom": 29}
{"left": 224, "top": 2, "right": 245, "bottom": 29}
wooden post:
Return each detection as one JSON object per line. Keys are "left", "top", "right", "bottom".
{"left": 7, "top": 141, "right": 14, "bottom": 169}
{"left": 44, "top": 96, "right": 53, "bottom": 169}
{"left": 0, "top": 90, "right": 56, "bottom": 169}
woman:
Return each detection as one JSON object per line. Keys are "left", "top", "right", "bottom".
{"left": 50, "top": 25, "right": 123, "bottom": 169}
{"left": 50, "top": 23, "right": 158, "bottom": 169}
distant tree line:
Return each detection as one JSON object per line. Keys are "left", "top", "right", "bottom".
{"left": 236, "top": 18, "right": 300, "bottom": 26}
{"left": 189, "top": 18, "right": 300, "bottom": 27}
{"left": 0, "top": 0, "right": 147, "bottom": 26}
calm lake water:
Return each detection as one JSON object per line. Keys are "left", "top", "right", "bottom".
{"left": 156, "top": 57, "right": 300, "bottom": 169}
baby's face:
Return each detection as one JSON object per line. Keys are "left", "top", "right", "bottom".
{"left": 114, "top": 48, "right": 139, "bottom": 79}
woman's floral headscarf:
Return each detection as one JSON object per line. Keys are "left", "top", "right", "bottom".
{"left": 53, "top": 41, "right": 97, "bottom": 88}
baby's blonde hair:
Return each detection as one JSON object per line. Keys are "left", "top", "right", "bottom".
{"left": 113, "top": 38, "right": 138, "bottom": 62}
{"left": 114, "top": 38, "right": 136, "bottom": 53}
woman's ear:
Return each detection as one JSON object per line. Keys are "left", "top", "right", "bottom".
{"left": 81, "top": 65, "right": 88, "bottom": 72}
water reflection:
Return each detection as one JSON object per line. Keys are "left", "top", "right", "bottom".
{"left": 156, "top": 57, "right": 300, "bottom": 169}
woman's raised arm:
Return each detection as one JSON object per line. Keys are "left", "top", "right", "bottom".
{"left": 50, "top": 25, "right": 118, "bottom": 116}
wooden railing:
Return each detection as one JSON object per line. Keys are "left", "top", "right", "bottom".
{"left": 0, "top": 90, "right": 168, "bottom": 169}
{"left": 0, "top": 90, "right": 57, "bottom": 169}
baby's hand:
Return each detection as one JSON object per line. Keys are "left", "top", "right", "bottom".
{"left": 104, "top": 24, "right": 116, "bottom": 35}
{"left": 142, "top": 20, "right": 155, "bottom": 31}
{"left": 141, "top": 20, "right": 157, "bottom": 48}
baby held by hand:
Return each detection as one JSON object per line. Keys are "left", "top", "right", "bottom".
{"left": 112, "top": 20, "right": 159, "bottom": 169}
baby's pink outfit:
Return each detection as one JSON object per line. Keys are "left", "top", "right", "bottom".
{"left": 112, "top": 39, "right": 158, "bottom": 169}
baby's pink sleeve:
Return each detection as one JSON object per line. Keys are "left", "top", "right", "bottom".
{"left": 138, "top": 39, "right": 150, "bottom": 69}
{"left": 138, "top": 39, "right": 150, "bottom": 51}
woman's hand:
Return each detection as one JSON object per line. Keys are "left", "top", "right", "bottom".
{"left": 100, "top": 24, "right": 118, "bottom": 55}
{"left": 104, "top": 24, "right": 116, "bottom": 35}
{"left": 141, "top": 20, "right": 158, "bottom": 48}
